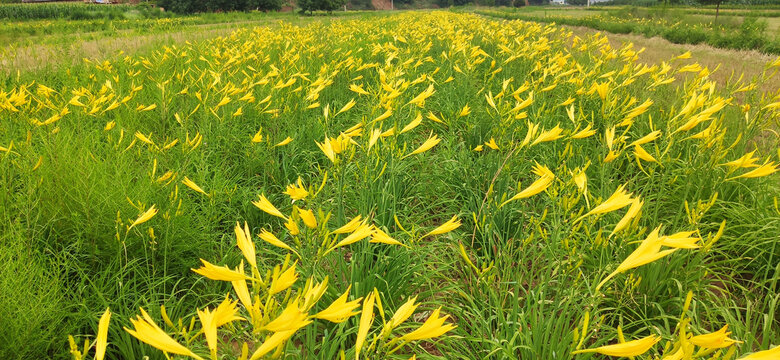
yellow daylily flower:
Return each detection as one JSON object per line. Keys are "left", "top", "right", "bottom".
{"left": 124, "top": 308, "right": 203, "bottom": 360}
{"left": 422, "top": 215, "right": 461, "bottom": 238}
{"left": 572, "top": 334, "right": 660, "bottom": 357}
{"left": 313, "top": 286, "right": 362, "bottom": 323}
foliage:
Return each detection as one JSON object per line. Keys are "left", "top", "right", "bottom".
{"left": 0, "top": 10, "right": 779, "bottom": 360}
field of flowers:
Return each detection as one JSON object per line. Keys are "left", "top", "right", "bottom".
{"left": 1, "top": 10, "right": 779, "bottom": 360}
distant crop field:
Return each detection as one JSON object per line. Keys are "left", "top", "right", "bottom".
{"left": 1, "top": 9, "right": 779, "bottom": 360}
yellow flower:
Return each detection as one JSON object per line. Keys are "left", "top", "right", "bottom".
{"left": 124, "top": 308, "right": 203, "bottom": 360}
{"left": 299, "top": 208, "right": 317, "bottom": 229}
{"left": 332, "top": 215, "right": 363, "bottom": 234}
{"left": 422, "top": 215, "right": 461, "bottom": 238}
{"left": 500, "top": 164, "right": 555, "bottom": 207}
{"left": 572, "top": 334, "right": 660, "bottom": 357}
{"left": 263, "top": 300, "right": 311, "bottom": 332}
{"left": 232, "top": 277, "right": 252, "bottom": 312}
{"left": 661, "top": 231, "right": 700, "bottom": 249}
{"left": 314, "top": 286, "right": 362, "bottom": 323}
{"left": 596, "top": 227, "right": 681, "bottom": 291}
{"left": 330, "top": 223, "right": 374, "bottom": 251}
{"left": 385, "top": 296, "right": 418, "bottom": 331}
{"left": 458, "top": 104, "right": 471, "bottom": 117}
{"left": 182, "top": 177, "right": 208, "bottom": 196}
{"left": 400, "top": 113, "right": 423, "bottom": 134}
{"left": 726, "top": 161, "right": 778, "bottom": 181}
{"left": 336, "top": 98, "right": 356, "bottom": 116}
{"left": 571, "top": 123, "right": 596, "bottom": 139}
{"left": 634, "top": 144, "right": 658, "bottom": 163}
{"left": 95, "top": 308, "right": 111, "bottom": 360}
{"left": 350, "top": 83, "right": 369, "bottom": 95}
{"left": 197, "top": 308, "right": 219, "bottom": 357}
{"left": 285, "top": 217, "right": 300, "bottom": 236}
{"left": 689, "top": 325, "right": 740, "bottom": 349}
{"left": 235, "top": 222, "right": 256, "bottom": 268}
{"left": 252, "top": 194, "right": 288, "bottom": 220}
{"left": 129, "top": 205, "right": 157, "bottom": 230}
{"left": 610, "top": 197, "right": 643, "bottom": 237}
{"left": 192, "top": 259, "right": 249, "bottom": 281}
{"left": 355, "top": 291, "right": 376, "bottom": 360}
{"left": 316, "top": 137, "right": 337, "bottom": 163}
{"left": 249, "top": 330, "right": 297, "bottom": 360}
{"left": 400, "top": 307, "right": 456, "bottom": 341}
{"left": 738, "top": 345, "right": 780, "bottom": 360}
{"left": 283, "top": 177, "right": 309, "bottom": 201}
{"left": 370, "top": 226, "right": 405, "bottom": 246}
{"left": 720, "top": 150, "right": 760, "bottom": 169}
{"left": 484, "top": 138, "right": 499, "bottom": 150}
{"left": 269, "top": 262, "right": 298, "bottom": 295}
{"left": 531, "top": 124, "right": 564, "bottom": 146}
{"left": 275, "top": 137, "right": 293, "bottom": 147}
{"left": 578, "top": 185, "right": 633, "bottom": 221}
{"left": 251, "top": 128, "right": 263, "bottom": 143}
{"left": 403, "top": 133, "right": 441, "bottom": 159}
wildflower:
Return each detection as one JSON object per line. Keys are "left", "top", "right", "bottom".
{"left": 249, "top": 330, "right": 297, "bottom": 360}
{"left": 333, "top": 216, "right": 363, "bottom": 234}
{"left": 252, "top": 128, "right": 263, "bottom": 143}
{"left": 263, "top": 301, "right": 310, "bottom": 332}
{"left": 403, "top": 133, "right": 441, "bottom": 159}
{"left": 572, "top": 334, "right": 660, "bottom": 357}
{"left": 484, "top": 138, "right": 499, "bottom": 150}
{"left": 95, "top": 308, "right": 111, "bottom": 360}
{"left": 610, "top": 197, "right": 643, "bottom": 237}
{"left": 400, "top": 307, "right": 456, "bottom": 341}
{"left": 314, "top": 286, "right": 362, "bottom": 323}
{"left": 316, "top": 137, "right": 337, "bottom": 163}
{"left": 726, "top": 161, "right": 778, "bottom": 180}
{"left": 275, "top": 137, "right": 293, "bottom": 147}
{"left": 124, "top": 308, "right": 203, "bottom": 360}
{"left": 299, "top": 208, "right": 317, "bottom": 229}
{"left": 370, "top": 226, "right": 405, "bottom": 246}
{"left": 500, "top": 165, "right": 555, "bottom": 207}
{"left": 129, "top": 205, "right": 157, "bottom": 230}
{"left": 284, "top": 178, "right": 309, "bottom": 201}
{"left": 192, "top": 259, "right": 249, "bottom": 281}
{"left": 531, "top": 125, "right": 564, "bottom": 146}
{"left": 400, "top": 113, "right": 423, "bottom": 134}
{"left": 738, "top": 345, "right": 780, "bottom": 359}
{"left": 235, "top": 222, "right": 256, "bottom": 268}
{"left": 355, "top": 292, "right": 376, "bottom": 360}
{"left": 458, "top": 104, "right": 471, "bottom": 117}
{"left": 181, "top": 177, "right": 208, "bottom": 196}
{"left": 258, "top": 229, "right": 295, "bottom": 252}
{"left": 689, "top": 325, "right": 740, "bottom": 349}
{"left": 571, "top": 124, "right": 596, "bottom": 139}
{"left": 269, "top": 262, "right": 298, "bottom": 295}
{"left": 578, "top": 185, "right": 633, "bottom": 221}
{"left": 422, "top": 215, "right": 461, "bottom": 238}
{"left": 634, "top": 144, "right": 658, "bottom": 163}
{"left": 385, "top": 296, "right": 418, "bottom": 331}
{"left": 252, "top": 194, "right": 288, "bottom": 220}
{"left": 331, "top": 223, "right": 374, "bottom": 250}
{"left": 596, "top": 227, "right": 680, "bottom": 291}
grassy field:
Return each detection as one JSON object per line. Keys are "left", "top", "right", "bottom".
{"left": 1, "top": 7, "right": 780, "bottom": 360}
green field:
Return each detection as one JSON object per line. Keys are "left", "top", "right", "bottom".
{"left": 1, "top": 4, "right": 779, "bottom": 360}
